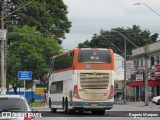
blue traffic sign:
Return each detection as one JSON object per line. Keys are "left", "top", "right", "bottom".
{"left": 18, "top": 71, "right": 32, "bottom": 80}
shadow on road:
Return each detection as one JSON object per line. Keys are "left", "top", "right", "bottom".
{"left": 40, "top": 111, "right": 127, "bottom": 117}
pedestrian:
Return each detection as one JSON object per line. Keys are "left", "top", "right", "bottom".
{"left": 150, "top": 89, "right": 154, "bottom": 98}
{"left": 41, "top": 89, "right": 46, "bottom": 102}
{"left": 142, "top": 91, "right": 145, "bottom": 101}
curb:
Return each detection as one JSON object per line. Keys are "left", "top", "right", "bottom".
{"left": 114, "top": 101, "right": 124, "bottom": 104}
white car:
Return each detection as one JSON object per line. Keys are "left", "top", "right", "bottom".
{"left": 0, "top": 95, "right": 34, "bottom": 120}
{"left": 152, "top": 96, "right": 160, "bottom": 105}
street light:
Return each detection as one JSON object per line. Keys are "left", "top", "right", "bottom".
{"left": 134, "top": 2, "right": 160, "bottom": 106}
{"left": 134, "top": 2, "right": 160, "bottom": 16}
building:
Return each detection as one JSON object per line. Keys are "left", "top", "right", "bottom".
{"left": 114, "top": 53, "right": 135, "bottom": 100}
{"left": 128, "top": 40, "right": 160, "bottom": 100}
{"left": 114, "top": 53, "right": 124, "bottom": 100}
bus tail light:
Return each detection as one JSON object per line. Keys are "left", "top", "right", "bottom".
{"left": 73, "top": 85, "right": 80, "bottom": 99}
{"left": 107, "top": 85, "right": 114, "bottom": 100}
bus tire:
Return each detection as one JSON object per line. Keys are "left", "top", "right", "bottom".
{"left": 62, "top": 98, "right": 65, "bottom": 109}
{"left": 51, "top": 108, "right": 57, "bottom": 113}
{"left": 79, "top": 110, "right": 83, "bottom": 114}
{"left": 91, "top": 110, "right": 105, "bottom": 115}
{"left": 68, "top": 110, "right": 75, "bottom": 114}
{"left": 91, "top": 111, "right": 97, "bottom": 115}
{"left": 49, "top": 99, "right": 51, "bottom": 108}
{"left": 97, "top": 110, "right": 105, "bottom": 115}
{"left": 49, "top": 99, "right": 57, "bottom": 113}
{"left": 64, "top": 99, "right": 68, "bottom": 114}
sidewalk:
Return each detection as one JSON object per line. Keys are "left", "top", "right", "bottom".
{"left": 127, "top": 101, "right": 154, "bottom": 107}
{"left": 116, "top": 101, "right": 160, "bottom": 109}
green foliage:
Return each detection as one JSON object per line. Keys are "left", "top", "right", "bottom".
{"left": 7, "top": 25, "right": 62, "bottom": 89}
{"left": 6, "top": 0, "right": 71, "bottom": 40}
{"left": 78, "top": 25, "right": 159, "bottom": 57}
{"left": 3, "top": 0, "right": 71, "bottom": 93}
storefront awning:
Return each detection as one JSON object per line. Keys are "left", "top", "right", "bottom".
{"left": 127, "top": 80, "right": 159, "bottom": 87}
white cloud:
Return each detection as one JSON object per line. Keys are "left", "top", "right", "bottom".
{"left": 63, "top": 0, "right": 160, "bottom": 49}
{"left": 61, "top": 33, "right": 93, "bottom": 50}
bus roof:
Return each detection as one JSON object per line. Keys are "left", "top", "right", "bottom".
{"left": 52, "top": 48, "right": 113, "bottom": 58}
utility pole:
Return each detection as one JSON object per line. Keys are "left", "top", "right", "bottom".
{"left": 134, "top": 2, "right": 160, "bottom": 107}
{"left": 144, "top": 44, "right": 149, "bottom": 106}
{"left": 0, "top": 0, "right": 35, "bottom": 95}
{"left": 112, "top": 30, "right": 138, "bottom": 104}
{"left": 0, "top": 0, "right": 6, "bottom": 95}
{"left": 123, "top": 38, "right": 127, "bottom": 104}
{"left": 101, "top": 29, "right": 138, "bottom": 104}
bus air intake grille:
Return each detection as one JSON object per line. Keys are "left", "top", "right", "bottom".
{"left": 80, "top": 73, "right": 110, "bottom": 89}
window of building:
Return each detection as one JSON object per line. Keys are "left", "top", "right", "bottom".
{"left": 134, "top": 60, "right": 136, "bottom": 69}
{"left": 137, "top": 60, "right": 140, "bottom": 69}
{"left": 114, "top": 83, "right": 118, "bottom": 89}
{"left": 151, "top": 56, "right": 155, "bottom": 66}
{"left": 156, "top": 55, "right": 160, "bottom": 64}
{"left": 140, "top": 59, "right": 143, "bottom": 67}
{"left": 134, "top": 59, "right": 139, "bottom": 69}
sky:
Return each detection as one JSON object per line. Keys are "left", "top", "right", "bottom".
{"left": 62, "top": 0, "right": 160, "bottom": 50}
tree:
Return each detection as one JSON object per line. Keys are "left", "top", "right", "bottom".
{"left": 7, "top": 25, "right": 62, "bottom": 94}
{"left": 5, "top": 0, "right": 71, "bottom": 43}
{"left": 151, "top": 33, "right": 159, "bottom": 42}
{"left": 78, "top": 25, "right": 159, "bottom": 57}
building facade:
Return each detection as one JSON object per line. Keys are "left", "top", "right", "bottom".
{"left": 128, "top": 40, "right": 160, "bottom": 101}
{"left": 114, "top": 53, "right": 124, "bottom": 100}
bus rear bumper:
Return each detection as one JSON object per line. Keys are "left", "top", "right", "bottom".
{"left": 69, "top": 101, "right": 114, "bottom": 110}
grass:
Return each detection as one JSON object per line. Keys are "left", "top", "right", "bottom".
{"left": 31, "top": 101, "right": 47, "bottom": 107}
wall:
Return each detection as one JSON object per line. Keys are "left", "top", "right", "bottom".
{"left": 114, "top": 53, "right": 124, "bottom": 81}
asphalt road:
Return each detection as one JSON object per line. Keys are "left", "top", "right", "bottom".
{"left": 34, "top": 104, "right": 160, "bottom": 120}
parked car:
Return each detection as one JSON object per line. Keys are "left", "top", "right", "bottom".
{"left": 152, "top": 96, "right": 160, "bottom": 105}
{"left": 0, "top": 95, "right": 34, "bottom": 120}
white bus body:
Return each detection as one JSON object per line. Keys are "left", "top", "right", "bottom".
{"left": 48, "top": 48, "right": 114, "bottom": 115}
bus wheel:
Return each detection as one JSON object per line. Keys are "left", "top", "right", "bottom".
{"left": 97, "top": 110, "right": 105, "bottom": 115}
{"left": 49, "top": 99, "right": 51, "bottom": 108}
{"left": 79, "top": 110, "right": 83, "bottom": 114}
{"left": 49, "top": 99, "right": 57, "bottom": 113}
{"left": 64, "top": 99, "right": 68, "bottom": 114}
{"left": 51, "top": 108, "right": 57, "bottom": 113}
{"left": 68, "top": 110, "right": 75, "bottom": 114}
{"left": 91, "top": 111, "right": 97, "bottom": 115}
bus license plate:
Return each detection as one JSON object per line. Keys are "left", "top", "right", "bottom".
{"left": 91, "top": 104, "right": 98, "bottom": 106}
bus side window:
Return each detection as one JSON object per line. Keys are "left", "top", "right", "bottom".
{"left": 50, "top": 81, "right": 63, "bottom": 94}
{"left": 53, "top": 52, "right": 74, "bottom": 71}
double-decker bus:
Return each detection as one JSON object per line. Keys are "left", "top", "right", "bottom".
{"left": 48, "top": 48, "right": 114, "bottom": 115}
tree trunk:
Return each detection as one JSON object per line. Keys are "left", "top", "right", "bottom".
{"left": 12, "top": 84, "right": 17, "bottom": 94}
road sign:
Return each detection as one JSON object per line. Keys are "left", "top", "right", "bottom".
{"left": 136, "top": 74, "right": 143, "bottom": 81}
{"left": 34, "top": 88, "right": 45, "bottom": 94}
{"left": 18, "top": 71, "right": 32, "bottom": 80}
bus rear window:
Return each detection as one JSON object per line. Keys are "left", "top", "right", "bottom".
{"left": 78, "top": 50, "right": 111, "bottom": 63}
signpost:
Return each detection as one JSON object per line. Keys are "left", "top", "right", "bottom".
{"left": 18, "top": 71, "right": 32, "bottom": 97}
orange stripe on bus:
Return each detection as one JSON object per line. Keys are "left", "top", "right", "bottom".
{"left": 51, "top": 48, "right": 114, "bottom": 73}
